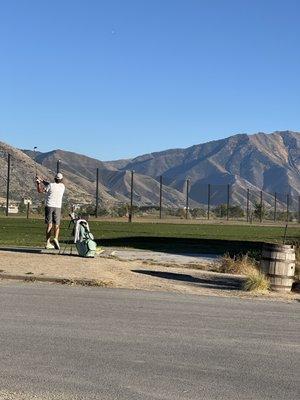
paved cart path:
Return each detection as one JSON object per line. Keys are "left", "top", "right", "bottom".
{"left": 0, "top": 282, "right": 299, "bottom": 400}
{"left": 0, "top": 246, "right": 218, "bottom": 265}
{"left": 103, "top": 249, "right": 217, "bottom": 265}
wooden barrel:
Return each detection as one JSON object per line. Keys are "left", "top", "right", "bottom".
{"left": 260, "top": 243, "right": 295, "bottom": 292}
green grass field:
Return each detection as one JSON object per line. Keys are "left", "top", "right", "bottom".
{"left": 0, "top": 217, "right": 299, "bottom": 256}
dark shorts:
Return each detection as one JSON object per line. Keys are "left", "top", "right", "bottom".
{"left": 45, "top": 206, "right": 62, "bottom": 225}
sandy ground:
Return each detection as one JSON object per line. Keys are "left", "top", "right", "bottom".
{"left": 104, "top": 249, "right": 217, "bottom": 266}
{"left": 0, "top": 248, "right": 299, "bottom": 302}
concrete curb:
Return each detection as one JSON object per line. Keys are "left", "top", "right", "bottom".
{"left": 0, "top": 273, "right": 112, "bottom": 287}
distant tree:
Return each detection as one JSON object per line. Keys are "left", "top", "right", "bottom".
{"left": 213, "top": 204, "right": 227, "bottom": 218}
{"left": 253, "top": 202, "right": 266, "bottom": 220}
{"left": 274, "top": 210, "right": 295, "bottom": 222}
{"left": 190, "top": 208, "right": 206, "bottom": 218}
{"left": 213, "top": 204, "right": 244, "bottom": 218}
{"left": 228, "top": 205, "right": 244, "bottom": 218}
{"left": 96, "top": 208, "right": 109, "bottom": 217}
{"left": 83, "top": 204, "right": 97, "bottom": 216}
{"left": 110, "top": 205, "right": 128, "bottom": 217}
{"left": 36, "top": 204, "right": 44, "bottom": 215}
{"left": 61, "top": 200, "right": 74, "bottom": 217}
{"left": 165, "top": 208, "right": 183, "bottom": 217}
{"left": 18, "top": 201, "right": 27, "bottom": 214}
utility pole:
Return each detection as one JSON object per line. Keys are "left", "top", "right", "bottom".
{"left": 286, "top": 194, "right": 290, "bottom": 222}
{"left": 185, "top": 179, "right": 190, "bottom": 219}
{"left": 246, "top": 189, "right": 250, "bottom": 222}
{"left": 207, "top": 184, "right": 211, "bottom": 220}
{"left": 95, "top": 168, "right": 99, "bottom": 218}
{"left": 26, "top": 202, "right": 30, "bottom": 219}
{"left": 226, "top": 184, "right": 230, "bottom": 221}
{"left": 128, "top": 170, "right": 134, "bottom": 222}
{"left": 260, "top": 190, "right": 263, "bottom": 223}
{"left": 6, "top": 153, "right": 11, "bottom": 217}
{"left": 274, "top": 192, "right": 277, "bottom": 222}
{"left": 159, "top": 175, "right": 163, "bottom": 219}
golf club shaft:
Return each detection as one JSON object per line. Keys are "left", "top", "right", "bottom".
{"left": 33, "top": 147, "right": 38, "bottom": 178}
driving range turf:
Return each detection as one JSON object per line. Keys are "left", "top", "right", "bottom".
{"left": 0, "top": 217, "right": 299, "bottom": 256}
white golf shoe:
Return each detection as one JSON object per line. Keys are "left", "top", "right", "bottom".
{"left": 53, "top": 238, "right": 60, "bottom": 250}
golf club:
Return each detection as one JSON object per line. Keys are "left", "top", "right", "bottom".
{"left": 33, "top": 146, "right": 38, "bottom": 179}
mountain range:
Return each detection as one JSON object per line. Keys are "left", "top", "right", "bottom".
{"left": 1, "top": 130, "right": 300, "bottom": 208}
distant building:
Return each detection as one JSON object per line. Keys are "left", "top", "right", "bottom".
{"left": 72, "top": 204, "right": 82, "bottom": 211}
{"left": 22, "top": 198, "right": 32, "bottom": 205}
{"left": 8, "top": 205, "right": 19, "bottom": 214}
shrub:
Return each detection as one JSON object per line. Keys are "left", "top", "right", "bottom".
{"left": 243, "top": 272, "right": 270, "bottom": 292}
{"left": 218, "top": 253, "right": 258, "bottom": 275}
{"left": 213, "top": 204, "right": 244, "bottom": 218}
{"left": 190, "top": 208, "right": 206, "bottom": 218}
{"left": 253, "top": 202, "right": 266, "bottom": 220}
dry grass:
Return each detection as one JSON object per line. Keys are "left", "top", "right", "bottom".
{"left": 218, "top": 253, "right": 258, "bottom": 275}
{"left": 57, "top": 278, "right": 112, "bottom": 287}
{"left": 77, "top": 279, "right": 113, "bottom": 287}
{"left": 243, "top": 272, "right": 270, "bottom": 292}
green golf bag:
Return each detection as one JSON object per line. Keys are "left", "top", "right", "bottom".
{"left": 74, "top": 219, "right": 97, "bottom": 258}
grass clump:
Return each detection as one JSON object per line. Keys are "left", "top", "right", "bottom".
{"left": 218, "top": 253, "right": 258, "bottom": 275}
{"left": 243, "top": 272, "right": 270, "bottom": 292}
{"left": 78, "top": 279, "right": 112, "bottom": 287}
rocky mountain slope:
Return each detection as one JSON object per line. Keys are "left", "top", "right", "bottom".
{"left": 0, "top": 142, "right": 109, "bottom": 207}
{"left": 2, "top": 130, "right": 300, "bottom": 209}
{"left": 106, "top": 131, "right": 300, "bottom": 205}
{"left": 20, "top": 148, "right": 197, "bottom": 207}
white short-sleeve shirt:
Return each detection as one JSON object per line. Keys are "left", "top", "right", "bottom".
{"left": 45, "top": 183, "right": 65, "bottom": 208}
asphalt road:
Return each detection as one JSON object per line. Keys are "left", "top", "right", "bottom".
{"left": 0, "top": 282, "right": 299, "bottom": 400}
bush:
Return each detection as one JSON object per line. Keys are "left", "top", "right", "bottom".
{"left": 213, "top": 204, "right": 244, "bottom": 218}
{"left": 218, "top": 253, "right": 258, "bottom": 275}
{"left": 190, "top": 208, "right": 206, "bottom": 218}
{"left": 253, "top": 202, "right": 266, "bottom": 220}
{"left": 243, "top": 272, "right": 270, "bottom": 292}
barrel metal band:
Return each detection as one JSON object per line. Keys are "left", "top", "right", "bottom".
{"left": 268, "top": 274, "right": 294, "bottom": 279}
{"left": 261, "top": 257, "right": 295, "bottom": 263}
{"left": 270, "top": 284, "right": 293, "bottom": 288}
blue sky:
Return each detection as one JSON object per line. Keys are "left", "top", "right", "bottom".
{"left": 0, "top": 0, "right": 300, "bottom": 160}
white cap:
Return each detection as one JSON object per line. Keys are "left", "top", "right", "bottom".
{"left": 55, "top": 173, "right": 63, "bottom": 180}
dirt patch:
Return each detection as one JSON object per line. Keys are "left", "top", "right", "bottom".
{"left": 0, "top": 250, "right": 299, "bottom": 302}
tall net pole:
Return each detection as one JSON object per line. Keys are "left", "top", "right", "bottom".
{"left": 159, "top": 175, "right": 163, "bottom": 219}
{"left": 95, "top": 168, "right": 99, "bottom": 218}
{"left": 207, "top": 184, "right": 211, "bottom": 220}
{"left": 185, "top": 179, "right": 190, "bottom": 220}
{"left": 6, "top": 153, "right": 11, "bottom": 217}
{"left": 128, "top": 170, "right": 134, "bottom": 223}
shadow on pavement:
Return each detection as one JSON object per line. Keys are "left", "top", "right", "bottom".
{"left": 1, "top": 237, "right": 263, "bottom": 259}
{"left": 132, "top": 269, "right": 244, "bottom": 291}
{"left": 0, "top": 247, "right": 43, "bottom": 254}
{"left": 0, "top": 246, "right": 79, "bottom": 257}
{"left": 98, "top": 236, "right": 263, "bottom": 257}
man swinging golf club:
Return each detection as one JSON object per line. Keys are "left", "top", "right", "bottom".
{"left": 36, "top": 173, "right": 65, "bottom": 250}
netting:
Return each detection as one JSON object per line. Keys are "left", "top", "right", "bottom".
{"left": 1, "top": 149, "right": 300, "bottom": 223}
